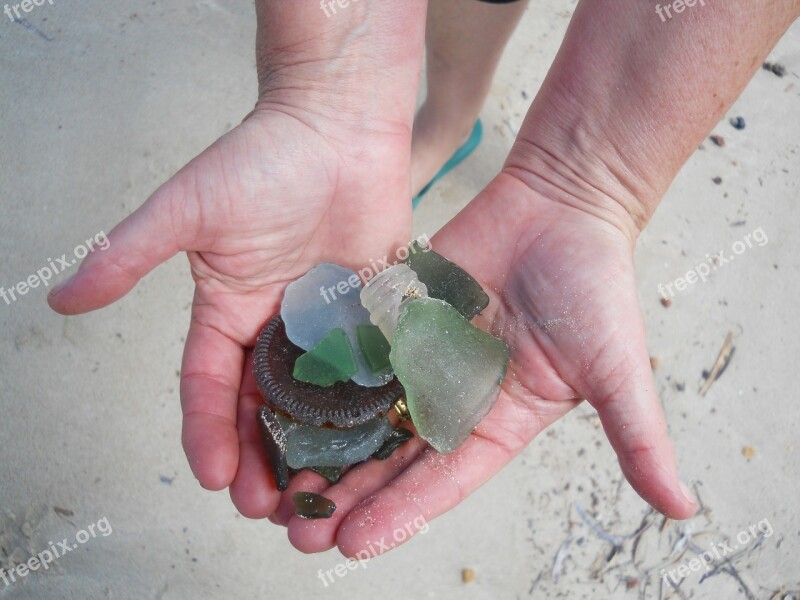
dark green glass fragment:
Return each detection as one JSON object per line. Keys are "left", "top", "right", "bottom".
{"left": 357, "top": 324, "right": 392, "bottom": 375}
{"left": 293, "top": 491, "right": 336, "bottom": 519}
{"left": 405, "top": 241, "right": 489, "bottom": 320}
{"left": 307, "top": 466, "right": 344, "bottom": 484}
{"left": 373, "top": 427, "right": 414, "bottom": 460}
{"left": 257, "top": 405, "right": 289, "bottom": 491}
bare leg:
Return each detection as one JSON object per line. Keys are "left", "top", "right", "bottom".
{"left": 411, "top": 0, "right": 529, "bottom": 196}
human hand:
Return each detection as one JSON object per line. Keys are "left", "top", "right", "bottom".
{"left": 269, "top": 0, "right": 795, "bottom": 559}
{"left": 272, "top": 172, "right": 697, "bottom": 557}
{"left": 47, "top": 102, "right": 416, "bottom": 507}
{"left": 48, "top": 0, "right": 428, "bottom": 517}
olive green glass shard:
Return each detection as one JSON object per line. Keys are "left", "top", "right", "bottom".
{"left": 389, "top": 297, "right": 509, "bottom": 453}
{"left": 405, "top": 241, "right": 489, "bottom": 320}
{"left": 256, "top": 405, "right": 289, "bottom": 491}
{"left": 292, "top": 327, "right": 358, "bottom": 387}
{"left": 307, "top": 465, "right": 344, "bottom": 484}
{"left": 373, "top": 427, "right": 414, "bottom": 460}
{"left": 356, "top": 324, "right": 392, "bottom": 375}
{"left": 293, "top": 492, "right": 336, "bottom": 519}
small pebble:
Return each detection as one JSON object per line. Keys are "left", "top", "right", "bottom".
{"left": 650, "top": 357, "right": 661, "bottom": 370}
{"left": 762, "top": 61, "right": 786, "bottom": 77}
{"left": 709, "top": 134, "right": 725, "bottom": 147}
{"left": 462, "top": 568, "right": 475, "bottom": 583}
{"left": 712, "top": 176, "right": 723, "bottom": 185}
{"left": 729, "top": 116, "right": 746, "bottom": 130}
{"left": 742, "top": 446, "right": 756, "bottom": 458}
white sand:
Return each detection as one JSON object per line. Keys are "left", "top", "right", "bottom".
{"left": 1, "top": 1, "right": 798, "bottom": 598}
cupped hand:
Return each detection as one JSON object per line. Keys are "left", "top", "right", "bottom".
{"left": 47, "top": 106, "right": 413, "bottom": 515}
{"left": 277, "top": 172, "right": 698, "bottom": 558}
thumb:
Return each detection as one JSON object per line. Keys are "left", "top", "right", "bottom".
{"left": 581, "top": 307, "right": 699, "bottom": 520}
{"left": 48, "top": 177, "right": 191, "bottom": 315}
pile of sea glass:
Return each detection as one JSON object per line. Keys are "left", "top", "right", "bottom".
{"left": 253, "top": 242, "right": 509, "bottom": 518}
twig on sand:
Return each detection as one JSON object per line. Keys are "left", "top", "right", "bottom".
{"left": 699, "top": 332, "right": 735, "bottom": 396}
{"left": 551, "top": 536, "right": 573, "bottom": 583}
{"left": 574, "top": 502, "right": 625, "bottom": 547}
{"left": 697, "top": 533, "right": 765, "bottom": 600}
{"left": 528, "top": 569, "right": 544, "bottom": 594}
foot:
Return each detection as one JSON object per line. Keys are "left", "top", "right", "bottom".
{"left": 410, "top": 102, "right": 480, "bottom": 197}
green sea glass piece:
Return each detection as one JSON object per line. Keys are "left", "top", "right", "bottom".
{"left": 293, "top": 492, "right": 336, "bottom": 519}
{"left": 357, "top": 324, "right": 392, "bottom": 375}
{"left": 292, "top": 327, "right": 357, "bottom": 387}
{"left": 406, "top": 241, "right": 489, "bottom": 320}
{"left": 256, "top": 405, "right": 289, "bottom": 491}
{"left": 276, "top": 414, "right": 392, "bottom": 468}
{"left": 307, "top": 466, "right": 343, "bottom": 484}
{"left": 390, "top": 297, "right": 509, "bottom": 453}
{"left": 373, "top": 427, "right": 414, "bottom": 460}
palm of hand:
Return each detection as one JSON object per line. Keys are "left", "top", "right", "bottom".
{"left": 48, "top": 107, "right": 413, "bottom": 496}
{"left": 270, "top": 174, "right": 695, "bottom": 557}
{"left": 176, "top": 110, "right": 414, "bottom": 495}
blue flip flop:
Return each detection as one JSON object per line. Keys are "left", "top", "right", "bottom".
{"left": 412, "top": 119, "right": 483, "bottom": 209}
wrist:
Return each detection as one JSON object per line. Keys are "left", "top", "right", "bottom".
{"left": 254, "top": 0, "right": 427, "bottom": 139}
{"left": 503, "top": 113, "right": 661, "bottom": 245}
{"left": 500, "top": 0, "right": 800, "bottom": 242}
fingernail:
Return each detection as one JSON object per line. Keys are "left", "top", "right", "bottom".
{"left": 49, "top": 275, "right": 73, "bottom": 298}
{"left": 679, "top": 481, "right": 698, "bottom": 508}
